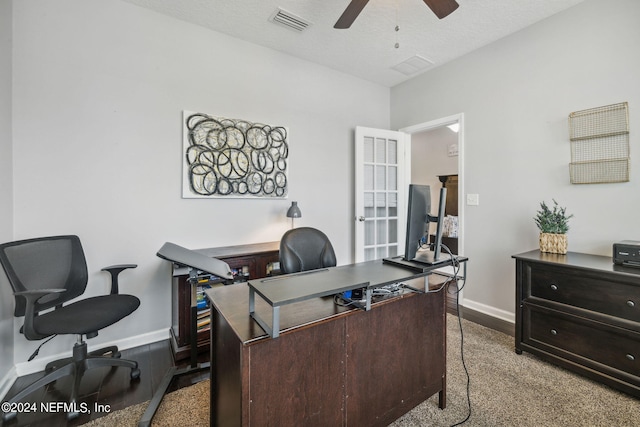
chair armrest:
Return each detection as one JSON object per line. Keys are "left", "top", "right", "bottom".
{"left": 14, "top": 289, "right": 65, "bottom": 340}
{"left": 101, "top": 264, "right": 137, "bottom": 294}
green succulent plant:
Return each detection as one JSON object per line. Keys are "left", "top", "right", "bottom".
{"left": 534, "top": 199, "right": 573, "bottom": 234}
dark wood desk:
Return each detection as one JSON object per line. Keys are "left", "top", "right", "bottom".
{"left": 207, "top": 262, "right": 452, "bottom": 427}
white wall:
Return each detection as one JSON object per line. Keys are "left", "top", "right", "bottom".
{"left": 0, "top": 0, "right": 15, "bottom": 394}
{"left": 391, "top": 0, "right": 640, "bottom": 322}
{"left": 10, "top": 0, "right": 389, "bottom": 372}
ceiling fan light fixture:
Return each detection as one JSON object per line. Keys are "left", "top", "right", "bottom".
{"left": 335, "top": 0, "right": 459, "bottom": 29}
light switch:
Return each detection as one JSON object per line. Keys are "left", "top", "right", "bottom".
{"left": 466, "top": 194, "right": 479, "bottom": 206}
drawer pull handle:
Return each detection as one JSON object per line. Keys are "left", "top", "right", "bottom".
{"left": 627, "top": 354, "right": 635, "bottom": 361}
{"left": 627, "top": 300, "right": 635, "bottom": 308}
{"left": 550, "top": 329, "right": 558, "bottom": 335}
{"left": 550, "top": 284, "right": 558, "bottom": 291}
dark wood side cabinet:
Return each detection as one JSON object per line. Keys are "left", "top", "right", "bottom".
{"left": 513, "top": 250, "right": 640, "bottom": 397}
{"left": 171, "top": 241, "right": 280, "bottom": 361}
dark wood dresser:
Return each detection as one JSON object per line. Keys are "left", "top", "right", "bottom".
{"left": 513, "top": 250, "right": 640, "bottom": 397}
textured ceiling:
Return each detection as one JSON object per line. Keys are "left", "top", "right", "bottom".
{"left": 120, "top": 0, "right": 585, "bottom": 87}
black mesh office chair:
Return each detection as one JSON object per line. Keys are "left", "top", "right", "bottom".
{"left": 0, "top": 235, "right": 141, "bottom": 421}
{"left": 279, "top": 227, "right": 337, "bottom": 274}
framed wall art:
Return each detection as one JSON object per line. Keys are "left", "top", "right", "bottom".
{"left": 182, "top": 111, "right": 289, "bottom": 198}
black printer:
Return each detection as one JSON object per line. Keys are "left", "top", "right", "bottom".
{"left": 613, "top": 240, "right": 640, "bottom": 268}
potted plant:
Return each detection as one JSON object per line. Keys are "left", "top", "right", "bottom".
{"left": 534, "top": 199, "right": 573, "bottom": 254}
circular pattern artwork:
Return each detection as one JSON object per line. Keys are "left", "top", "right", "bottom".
{"left": 184, "top": 112, "right": 289, "bottom": 198}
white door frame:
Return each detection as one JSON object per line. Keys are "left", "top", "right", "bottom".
{"left": 400, "top": 113, "right": 465, "bottom": 258}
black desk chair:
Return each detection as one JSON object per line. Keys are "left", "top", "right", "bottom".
{"left": 0, "top": 235, "right": 141, "bottom": 421}
{"left": 279, "top": 227, "right": 337, "bottom": 274}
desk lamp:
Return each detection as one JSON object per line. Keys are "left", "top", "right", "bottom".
{"left": 286, "top": 201, "right": 302, "bottom": 228}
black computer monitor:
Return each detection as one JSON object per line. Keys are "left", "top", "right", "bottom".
{"left": 403, "top": 184, "right": 431, "bottom": 262}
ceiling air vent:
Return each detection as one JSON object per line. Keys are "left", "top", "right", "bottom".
{"left": 269, "top": 8, "right": 311, "bottom": 32}
{"left": 391, "top": 55, "right": 434, "bottom": 76}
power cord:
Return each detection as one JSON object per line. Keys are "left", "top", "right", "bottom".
{"left": 28, "top": 334, "right": 57, "bottom": 361}
{"left": 438, "top": 244, "right": 471, "bottom": 427}
{"left": 450, "top": 281, "right": 471, "bottom": 426}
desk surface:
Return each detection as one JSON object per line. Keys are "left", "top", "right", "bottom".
{"left": 196, "top": 241, "right": 279, "bottom": 259}
{"left": 206, "top": 272, "right": 449, "bottom": 344}
{"left": 248, "top": 257, "right": 462, "bottom": 308}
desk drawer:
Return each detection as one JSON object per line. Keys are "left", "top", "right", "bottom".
{"left": 523, "top": 304, "right": 640, "bottom": 379}
{"left": 528, "top": 264, "right": 640, "bottom": 323}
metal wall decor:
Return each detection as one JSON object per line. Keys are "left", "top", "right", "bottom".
{"left": 182, "top": 111, "right": 289, "bottom": 198}
{"left": 568, "top": 102, "right": 629, "bottom": 184}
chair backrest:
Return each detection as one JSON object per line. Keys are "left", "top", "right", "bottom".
{"left": 279, "top": 227, "right": 337, "bottom": 274}
{"left": 0, "top": 235, "right": 88, "bottom": 317}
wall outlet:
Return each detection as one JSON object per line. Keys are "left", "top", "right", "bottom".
{"left": 466, "top": 194, "right": 480, "bottom": 206}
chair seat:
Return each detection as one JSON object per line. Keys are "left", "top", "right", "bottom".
{"left": 32, "top": 294, "right": 140, "bottom": 336}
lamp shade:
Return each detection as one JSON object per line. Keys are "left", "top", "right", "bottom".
{"left": 286, "top": 201, "right": 302, "bottom": 218}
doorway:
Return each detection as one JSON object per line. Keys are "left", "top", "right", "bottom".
{"left": 400, "top": 114, "right": 464, "bottom": 309}
{"left": 400, "top": 113, "right": 464, "bottom": 257}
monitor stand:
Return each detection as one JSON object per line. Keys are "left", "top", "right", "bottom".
{"left": 412, "top": 249, "right": 452, "bottom": 266}
{"left": 383, "top": 249, "right": 452, "bottom": 273}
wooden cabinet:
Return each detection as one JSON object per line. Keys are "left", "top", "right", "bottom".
{"left": 171, "top": 241, "right": 280, "bottom": 361}
{"left": 513, "top": 250, "right": 640, "bottom": 397}
{"left": 208, "top": 275, "right": 447, "bottom": 427}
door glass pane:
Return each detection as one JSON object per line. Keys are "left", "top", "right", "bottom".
{"left": 389, "top": 219, "right": 397, "bottom": 243}
{"left": 376, "top": 166, "right": 386, "bottom": 190}
{"left": 376, "top": 193, "right": 386, "bottom": 217}
{"left": 388, "top": 140, "right": 397, "bottom": 164}
{"left": 365, "top": 220, "right": 375, "bottom": 246}
{"left": 377, "top": 247, "right": 387, "bottom": 259}
{"left": 364, "top": 192, "right": 374, "bottom": 218}
{"left": 364, "top": 137, "right": 374, "bottom": 163}
{"left": 364, "top": 165, "right": 374, "bottom": 191}
{"left": 376, "top": 138, "right": 386, "bottom": 163}
{"left": 388, "top": 166, "right": 397, "bottom": 190}
{"left": 388, "top": 245, "right": 398, "bottom": 257}
{"left": 365, "top": 248, "right": 375, "bottom": 261}
{"left": 377, "top": 220, "right": 387, "bottom": 244}
{"left": 388, "top": 192, "right": 398, "bottom": 217}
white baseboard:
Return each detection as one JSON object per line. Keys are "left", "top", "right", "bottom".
{"left": 460, "top": 298, "right": 515, "bottom": 324}
{"left": 14, "top": 328, "right": 170, "bottom": 377}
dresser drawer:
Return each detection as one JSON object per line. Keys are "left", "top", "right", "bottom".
{"left": 523, "top": 304, "right": 640, "bottom": 380}
{"left": 528, "top": 264, "right": 640, "bottom": 323}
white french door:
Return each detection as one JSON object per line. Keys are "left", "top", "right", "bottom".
{"left": 354, "top": 127, "right": 410, "bottom": 263}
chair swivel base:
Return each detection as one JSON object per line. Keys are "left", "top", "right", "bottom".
{"left": 2, "top": 341, "right": 140, "bottom": 422}
{"left": 43, "top": 345, "right": 122, "bottom": 373}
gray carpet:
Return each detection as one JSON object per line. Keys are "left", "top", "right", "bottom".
{"left": 83, "top": 314, "right": 638, "bottom": 426}
{"left": 391, "top": 315, "right": 638, "bottom": 427}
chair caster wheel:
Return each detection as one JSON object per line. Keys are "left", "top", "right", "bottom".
{"left": 130, "top": 368, "right": 141, "bottom": 380}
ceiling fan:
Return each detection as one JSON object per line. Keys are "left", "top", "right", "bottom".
{"left": 334, "top": 0, "right": 459, "bottom": 29}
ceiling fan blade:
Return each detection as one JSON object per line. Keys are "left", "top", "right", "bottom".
{"left": 423, "top": 0, "right": 459, "bottom": 19}
{"left": 334, "top": 0, "right": 371, "bottom": 29}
